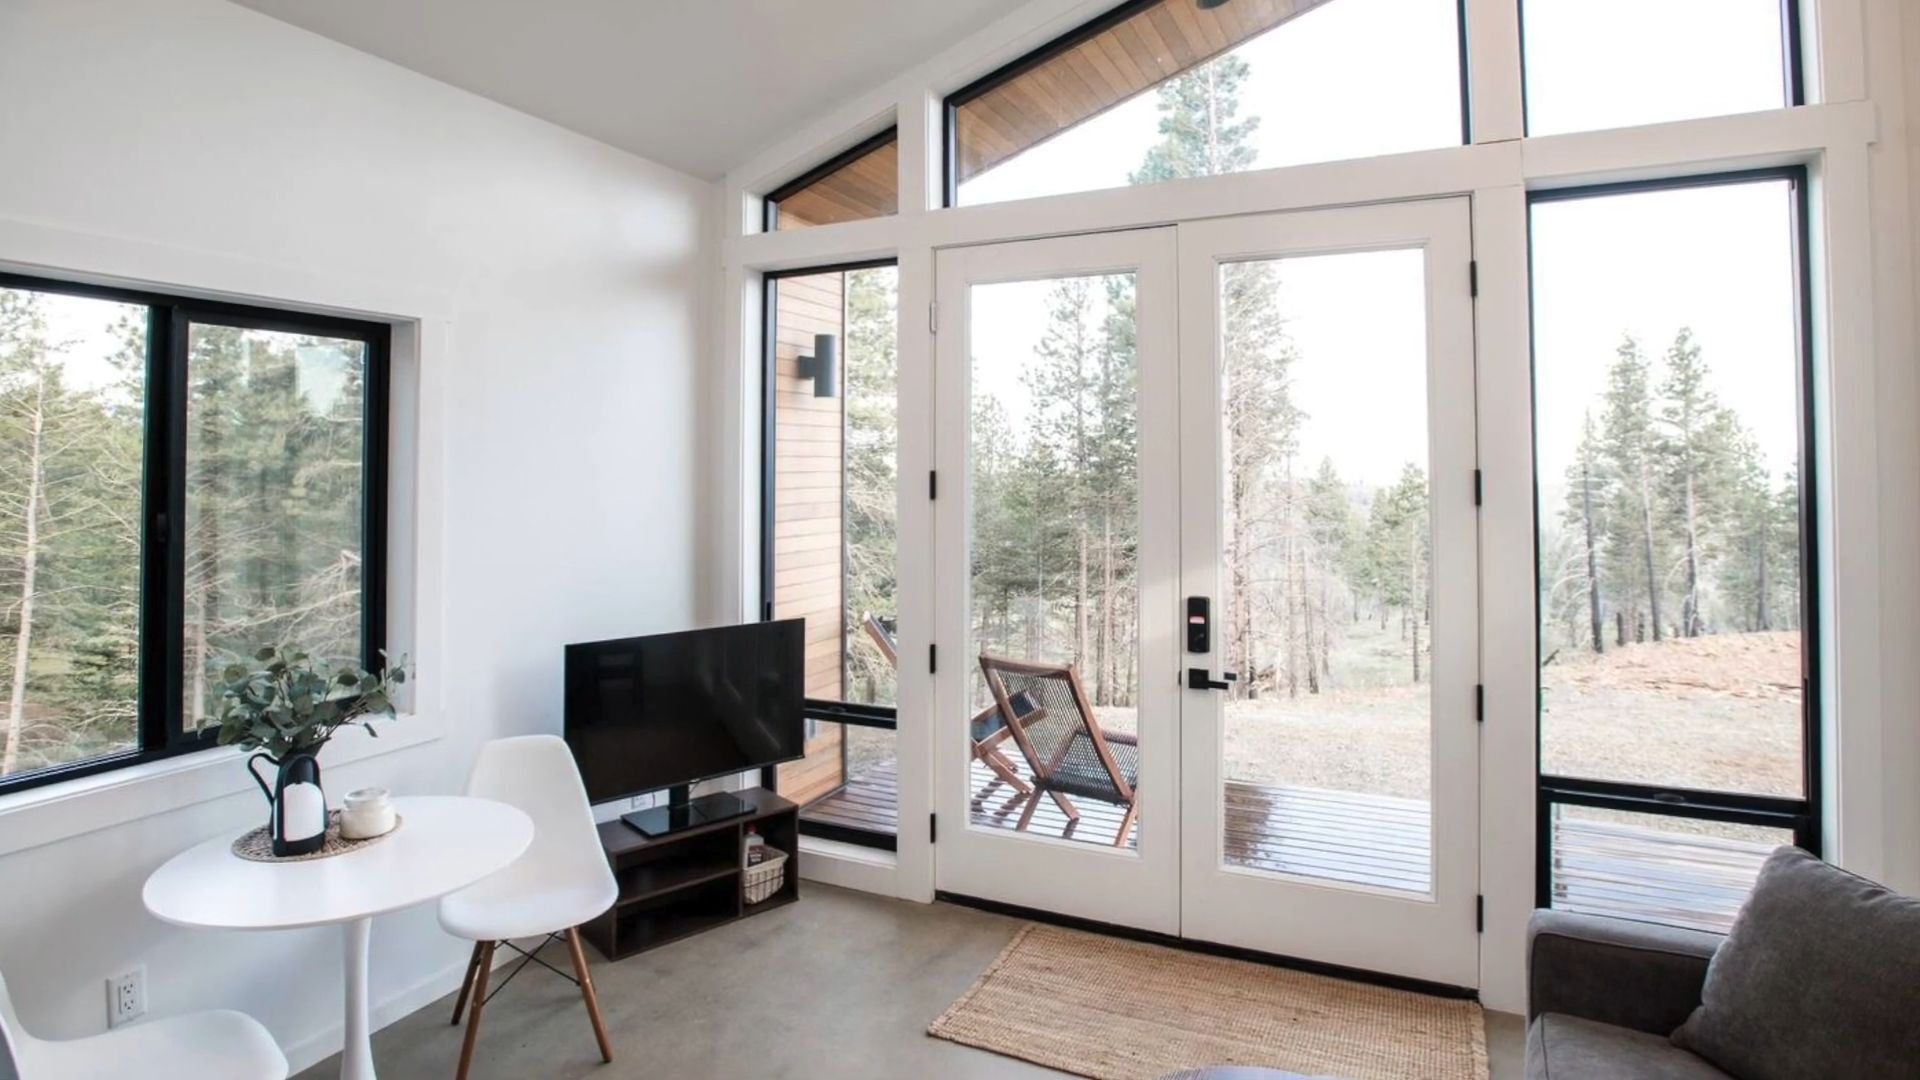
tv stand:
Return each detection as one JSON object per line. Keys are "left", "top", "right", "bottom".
{"left": 582, "top": 787, "right": 798, "bottom": 961}
{"left": 621, "top": 790, "right": 751, "bottom": 837}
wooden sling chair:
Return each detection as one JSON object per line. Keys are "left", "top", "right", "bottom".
{"left": 976, "top": 654, "right": 1139, "bottom": 848}
{"left": 860, "top": 614, "right": 1031, "bottom": 798}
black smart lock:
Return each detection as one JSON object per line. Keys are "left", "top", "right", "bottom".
{"left": 1186, "top": 596, "right": 1210, "bottom": 654}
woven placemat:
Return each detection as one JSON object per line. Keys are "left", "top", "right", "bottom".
{"left": 231, "top": 810, "right": 403, "bottom": 863}
{"left": 930, "top": 923, "right": 1488, "bottom": 1080}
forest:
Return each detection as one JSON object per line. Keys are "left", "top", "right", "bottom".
{"left": 1540, "top": 329, "right": 1802, "bottom": 657}
{"left": 953, "top": 56, "right": 1436, "bottom": 714}
{"left": 0, "top": 286, "right": 367, "bottom": 778}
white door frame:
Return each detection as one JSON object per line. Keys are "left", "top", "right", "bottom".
{"left": 931, "top": 227, "right": 1182, "bottom": 933}
{"left": 1175, "top": 198, "right": 1482, "bottom": 987}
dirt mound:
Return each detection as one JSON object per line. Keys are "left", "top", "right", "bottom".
{"left": 1544, "top": 631, "right": 1800, "bottom": 701}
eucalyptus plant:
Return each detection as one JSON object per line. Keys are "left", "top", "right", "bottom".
{"left": 212, "top": 645, "right": 409, "bottom": 761}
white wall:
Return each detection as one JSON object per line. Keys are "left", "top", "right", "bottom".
{"left": 0, "top": 0, "right": 715, "bottom": 1070}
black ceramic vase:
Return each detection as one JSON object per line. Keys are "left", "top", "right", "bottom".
{"left": 247, "top": 752, "right": 328, "bottom": 857}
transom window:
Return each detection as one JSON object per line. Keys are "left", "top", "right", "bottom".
{"left": 1521, "top": 0, "right": 1800, "bottom": 136}
{"left": 764, "top": 128, "right": 900, "bottom": 232}
{"left": 945, "top": 0, "right": 1463, "bottom": 207}
{"left": 0, "top": 273, "right": 389, "bottom": 794}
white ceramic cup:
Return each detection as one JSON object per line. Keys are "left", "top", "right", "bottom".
{"left": 340, "top": 787, "right": 397, "bottom": 839}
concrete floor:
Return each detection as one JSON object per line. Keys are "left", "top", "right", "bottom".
{"left": 297, "top": 884, "right": 1525, "bottom": 1080}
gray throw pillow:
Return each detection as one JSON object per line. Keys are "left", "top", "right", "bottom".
{"left": 1671, "top": 846, "right": 1920, "bottom": 1080}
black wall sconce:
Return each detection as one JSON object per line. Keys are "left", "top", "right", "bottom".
{"left": 798, "top": 333, "right": 839, "bottom": 398}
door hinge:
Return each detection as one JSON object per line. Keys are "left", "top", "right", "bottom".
{"left": 1475, "top": 684, "right": 1485, "bottom": 724}
{"left": 1476, "top": 894, "right": 1485, "bottom": 933}
{"left": 929, "top": 644, "right": 937, "bottom": 674}
{"left": 930, "top": 813, "right": 938, "bottom": 844}
{"left": 929, "top": 300, "right": 939, "bottom": 334}
{"left": 930, "top": 470, "right": 938, "bottom": 500}
{"left": 1472, "top": 468, "right": 1483, "bottom": 506}
{"left": 1468, "top": 260, "right": 1479, "bottom": 298}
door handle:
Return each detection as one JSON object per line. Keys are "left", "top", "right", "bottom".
{"left": 1186, "top": 668, "right": 1239, "bottom": 692}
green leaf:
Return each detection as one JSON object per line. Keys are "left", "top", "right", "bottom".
{"left": 255, "top": 646, "right": 278, "bottom": 662}
{"left": 222, "top": 665, "right": 247, "bottom": 684}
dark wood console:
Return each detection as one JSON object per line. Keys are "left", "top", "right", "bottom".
{"left": 580, "top": 787, "right": 799, "bottom": 961}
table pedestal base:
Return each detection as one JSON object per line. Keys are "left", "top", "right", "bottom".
{"left": 341, "top": 916, "right": 375, "bottom": 1080}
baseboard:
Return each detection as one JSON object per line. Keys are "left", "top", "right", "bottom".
{"left": 280, "top": 945, "right": 512, "bottom": 1075}
{"left": 798, "top": 834, "right": 899, "bottom": 896}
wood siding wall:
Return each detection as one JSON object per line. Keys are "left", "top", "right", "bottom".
{"left": 771, "top": 272, "right": 848, "bottom": 805}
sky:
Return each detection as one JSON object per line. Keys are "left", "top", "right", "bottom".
{"left": 12, "top": 290, "right": 359, "bottom": 415}
{"left": 959, "top": 0, "right": 1799, "bottom": 499}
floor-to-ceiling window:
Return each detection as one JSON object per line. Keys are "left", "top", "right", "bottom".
{"left": 762, "top": 260, "right": 901, "bottom": 849}
{"left": 1530, "top": 171, "right": 1817, "bottom": 931}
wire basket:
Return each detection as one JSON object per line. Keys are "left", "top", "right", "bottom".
{"left": 743, "top": 847, "right": 789, "bottom": 905}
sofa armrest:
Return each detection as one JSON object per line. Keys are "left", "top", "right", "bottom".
{"left": 1527, "top": 909, "right": 1722, "bottom": 1036}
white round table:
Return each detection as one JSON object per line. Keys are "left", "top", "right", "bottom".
{"left": 144, "top": 796, "right": 534, "bottom": 1080}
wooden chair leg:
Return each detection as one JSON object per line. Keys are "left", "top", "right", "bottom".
{"left": 979, "top": 747, "right": 1032, "bottom": 795}
{"left": 1114, "top": 803, "right": 1139, "bottom": 848}
{"left": 450, "top": 941, "right": 483, "bottom": 1025}
{"left": 1049, "top": 790, "right": 1080, "bottom": 822}
{"left": 564, "top": 927, "right": 614, "bottom": 1064}
{"left": 1015, "top": 790, "right": 1041, "bottom": 831}
{"left": 456, "top": 941, "right": 496, "bottom": 1080}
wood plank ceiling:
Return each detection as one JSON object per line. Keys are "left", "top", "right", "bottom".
{"left": 953, "top": 0, "right": 1337, "bottom": 184}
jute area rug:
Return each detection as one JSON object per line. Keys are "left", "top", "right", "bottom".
{"left": 928, "top": 924, "right": 1488, "bottom": 1080}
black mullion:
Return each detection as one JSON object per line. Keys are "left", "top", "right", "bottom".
{"left": 1540, "top": 774, "right": 1810, "bottom": 818}
{"left": 137, "top": 304, "right": 175, "bottom": 753}
{"left": 1787, "top": 170, "right": 1821, "bottom": 848}
{"left": 802, "top": 699, "right": 898, "bottom": 730}
{"left": 361, "top": 329, "right": 391, "bottom": 674}
{"left": 159, "top": 307, "right": 192, "bottom": 748}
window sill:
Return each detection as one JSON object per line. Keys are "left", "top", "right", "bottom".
{"left": 0, "top": 714, "right": 443, "bottom": 859}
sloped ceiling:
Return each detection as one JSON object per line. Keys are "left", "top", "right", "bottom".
{"left": 232, "top": 0, "right": 1035, "bottom": 179}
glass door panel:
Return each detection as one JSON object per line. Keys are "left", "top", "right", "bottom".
{"left": 934, "top": 229, "right": 1180, "bottom": 934}
{"left": 1216, "top": 249, "right": 1435, "bottom": 893}
{"left": 967, "top": 273, "right": 1143, "bottom": 849}
{"left": 1178, "top": 200, "right": 1479, "bottom": 987}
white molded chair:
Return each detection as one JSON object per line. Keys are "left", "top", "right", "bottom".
{"left": 0, "top": 968, "right": 286, "bottom": 1080}
{"left": 439, "top": 735, "right": 617, "bottom": 1080}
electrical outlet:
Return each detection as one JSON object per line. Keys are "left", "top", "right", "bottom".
{"left": 107, "top": 966, "right": 145, "bottom": 1028}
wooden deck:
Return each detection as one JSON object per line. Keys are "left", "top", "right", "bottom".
{"left": 801, "top": 760, "right": 1768, "bottom": 930}
{"left": 1548, "top": 816, "right": 1773, "bottom": 933}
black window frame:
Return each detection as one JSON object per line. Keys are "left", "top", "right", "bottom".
{"left": 1516, "top": 0, "right": 1806, "bottom": 138}
{"left": 762, "top": 126, "right": 901, "bottom": 235}
{"left": 940, "top": 0, "right": 1473, "bottom": 208}
{"left": 1525, "top": 167, "right": 1822, "bottom": 918}
{"left": 0, "top": 271, "right": 391, "bottom": 796}
{"left": 760, "top": 259, "right": 901, "bottom": 852}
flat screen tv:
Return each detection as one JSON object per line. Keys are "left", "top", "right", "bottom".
{"left": 562, "top": 620, "right": 805, "bottom": 807}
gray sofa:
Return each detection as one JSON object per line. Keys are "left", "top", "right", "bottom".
{"left": 1526, "top": 909, "right": 1730, "bottom": 1079}
{"left": 1527, "top": 845, "right": 1920, "bottom": 1079}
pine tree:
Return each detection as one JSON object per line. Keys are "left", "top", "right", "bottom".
{"left": 1562, "top": 411, "right": 1607, "bottom": 653}
{"left": 1654, "top": 328, "right": 1735, "bottom": 637}
{"left": 1598, "top": 335, "right": 1664, "bottom": 643}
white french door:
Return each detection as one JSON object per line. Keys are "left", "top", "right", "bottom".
{"left": 1176, "top": 198, "right": 1480, "bottom": 987}
{"left": 932, "top": 228, "right": 1182, "bottom": 933}
{"left": 931, "top": 200, "right": 1479, "bottom": 987}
